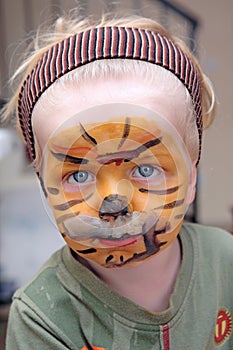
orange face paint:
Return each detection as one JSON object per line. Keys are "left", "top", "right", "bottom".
{"left": 42, "top": 105, "right": 192, "bottom": 268}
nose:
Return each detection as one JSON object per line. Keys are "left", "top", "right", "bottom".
{"left": 99, "top": 194, "right": 131, "bottom": 222}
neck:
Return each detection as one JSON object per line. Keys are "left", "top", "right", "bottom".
{"left": 85, "top": 238, "right": 182, "bottom": 313}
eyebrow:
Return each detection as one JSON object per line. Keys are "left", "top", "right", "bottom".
{"left": 51, "top": 150, "right": 89, "bottom": 164}
{"left": 50, "top": 136, "right": 162, "bottom": 165}
{"left": 96, "top": 137, "right": 162, "bottom": 165}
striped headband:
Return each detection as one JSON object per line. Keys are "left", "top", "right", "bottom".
{"left": 18, "top": 26, "right": 202, "bottom": 162}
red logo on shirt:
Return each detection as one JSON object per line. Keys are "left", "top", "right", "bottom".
{"left": 214, "top": 309, "right": 232, "bottom": 346}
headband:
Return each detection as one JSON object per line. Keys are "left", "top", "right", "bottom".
{"left": 18, "top": 26, "right": 202, "bottom": 162}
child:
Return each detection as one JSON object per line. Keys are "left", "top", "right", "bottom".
{"left": 2, "top": 10, "right": 233, "bottom": 350}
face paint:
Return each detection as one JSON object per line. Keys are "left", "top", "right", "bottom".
{"left": 41, "top": 104, "right": 192, "bottom": 268}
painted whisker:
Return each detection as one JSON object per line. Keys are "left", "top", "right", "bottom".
{"left": 54, "top": 193, "right": 93, "bottom": 211}
{"left": 154, "top": 198, "right": 185, "bottom": 210}
{"left": 57, "top": 212, "right": 80, "bottom": 224}
{"left": 139, "top": 185, "right": 180, "bottom": 195}
{"left": 47, "top": 187, "right": 60, "bottom": 195}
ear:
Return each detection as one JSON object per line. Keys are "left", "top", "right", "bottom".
{"left": 186, "top": 163, "right": 197, "bottom": 205}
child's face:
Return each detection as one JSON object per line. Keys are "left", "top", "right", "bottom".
{"left": 33, "top": 77, "right": 197, "bottom": 268}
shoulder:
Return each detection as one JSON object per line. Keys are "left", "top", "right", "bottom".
{"left": 7, "top": 246, "right": 85, "bottom": 349}
{"left": 13, "top": 246, "right": 69, "bottom": 304}
{"left": 181, "top": 222, "right": 233, "bottom": 263}
{"left": 10, "top": 246, "right": 82, "bottom": 334}
{"left": 182, "top": 222, "right": 233, "bottom": 244}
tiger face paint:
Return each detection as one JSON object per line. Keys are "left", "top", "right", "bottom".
{"left": 41, "top": 104, "right": 193, "bottom": 268}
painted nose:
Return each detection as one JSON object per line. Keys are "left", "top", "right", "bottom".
{"left": 99, "top": 194, "right": 130, "bottom": 221}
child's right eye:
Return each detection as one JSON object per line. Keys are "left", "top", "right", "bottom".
{"left": 67, "top": 170, "right": 94, "bottom": 184}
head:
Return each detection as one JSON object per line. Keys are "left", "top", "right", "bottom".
{"left": 2, "top": 11, "right": 216, "bottom": 268}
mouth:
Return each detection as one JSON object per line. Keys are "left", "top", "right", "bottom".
{"left": 98, "top": 235, "right": 141, "bottom": 247}
{"left": 62, "top": 211, "right": 159, "bottom": 244}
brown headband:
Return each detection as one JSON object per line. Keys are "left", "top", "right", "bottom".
{"left": 18, "top": 26, "right": 202, "bottom": 162}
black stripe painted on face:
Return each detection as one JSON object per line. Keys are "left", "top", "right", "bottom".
{"left": 135, "top": 137, "right": 162, "bottom": 154}
{"left": 56, "top": 212, "right": 80, "bottom": 224}
{"left": 96, "top": 137, "right": 162, "bottom": 165}
{"left": 154, "top": 198, "right": 185, "bottom": 210}
{"left": 77, "top": 248, "right": 97, "bottom": 254}
{"left": 51, "top": 151, "right": 89, "bottom": 164}
{"left": 80, "top": 123, "right": 97, "bottom": 146}
{"left": 47, "top": 187, "right": 59, "bottom": 195}
{"left": 139, "top": 185, "right": 179, "bottom": 195}
{"left": 53, "top": 193, "right": 93, "bottom": 211}
{"left": 117, "top": 117, "right": 131, "bottom": 149}
{"left": 106, "top": 254, "right": 114, "bottom": 263}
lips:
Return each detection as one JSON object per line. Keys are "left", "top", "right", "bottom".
{"left": 98, "top": 235, "right": 141, "bottom": 247}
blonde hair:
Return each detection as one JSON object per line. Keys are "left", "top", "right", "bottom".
{"left": 1, "top": 9, "right": 216, "bottom": 162}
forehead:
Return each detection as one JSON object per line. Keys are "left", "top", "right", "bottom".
{"left": 50, "top": 114, "right": 161, "bottom": 146}
{"left": 32, "top": 74, "right": 189, "bottom": 151}
{"left": 44, "top": 104, "right": 191, "bottom": 170}
{"left": 46, "top": 103, "right": 183, "bottom": 140}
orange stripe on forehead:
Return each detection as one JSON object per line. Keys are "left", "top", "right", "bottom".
{"left": 51, "top": 150, "right": 89, "bottom": 164}
{"left": 51, "top": 144, "right": 92, "bottom": 153}
{"left": 51, "top": 144, "right": 97, "bottom": 159}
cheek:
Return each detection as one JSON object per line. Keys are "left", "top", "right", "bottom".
{"left": 131, "top": 170, "right": 189, "bottom": 211}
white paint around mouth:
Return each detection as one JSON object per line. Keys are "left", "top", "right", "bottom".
{"left": 63, "top": 211, "right": 159, "bottom": 241}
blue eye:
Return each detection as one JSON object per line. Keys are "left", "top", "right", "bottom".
{"left": 138, "top": 165, "right": 154, "bottom": 177}
{"left": 133, "top": 165, "right": 161, "bottom": 178}
{"left": 68, "top": 171, "right": 93, "bottom": 184}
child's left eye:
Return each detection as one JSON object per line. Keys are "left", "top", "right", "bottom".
{"left": 132, "top": 165, "right": 161, "bottom": 178}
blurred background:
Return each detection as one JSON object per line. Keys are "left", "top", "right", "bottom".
{"left": 0, "top": 0, "right": 233, "bottom": 345}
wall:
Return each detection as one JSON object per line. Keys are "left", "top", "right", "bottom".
{"left": 174, "top": 0, "right": 233, "bottom": 229}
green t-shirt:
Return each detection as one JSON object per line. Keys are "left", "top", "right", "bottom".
{"left": 6, "top": 223, "right": 233, "bottom": 349}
